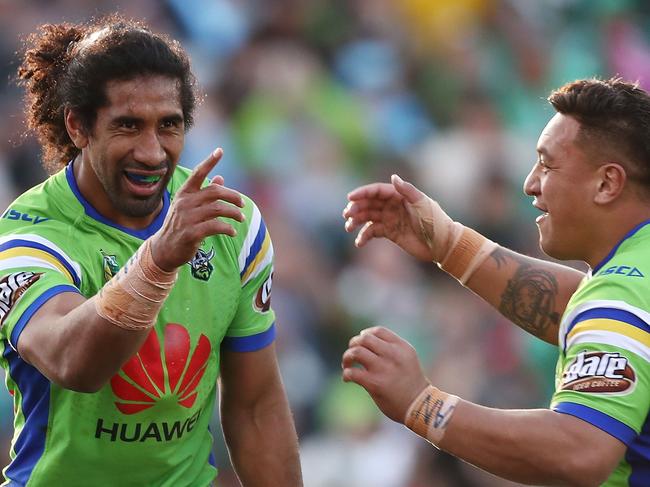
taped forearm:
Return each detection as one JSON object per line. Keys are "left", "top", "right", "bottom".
{"left": 412, "top": 198, "right": 496, "bottom": 284}
{"left": 440, "top": 224, "right": 498, "bottom": 285}
{"left": 404, "top": 384, "right": 460, "bottom": 446}
{"left": 94, "top": 239, "right": 178, "bottom": 330}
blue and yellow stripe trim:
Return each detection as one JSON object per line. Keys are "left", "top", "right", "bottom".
{"left": 564, "top": 307, "right": 650, "bottom": 354}
{"left": 0, "top": 240, "right": 80, "bottom": 287}
{"left": 240, "top": 219, "right": 271, "bottom": 283}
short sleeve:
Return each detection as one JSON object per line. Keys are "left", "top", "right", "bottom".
{"left": 0, "top": 234, "right": 83, "bottom": 349}
{"left": 551, "top": 304, "right": 650, "bottom": 445}
{"left": 221, "top": 203, "right": 275, "bottom": 352}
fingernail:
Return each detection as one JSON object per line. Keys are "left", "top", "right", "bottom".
{"left": 212, "top": 148, "right": 222, "bottom": 157}
{"left": 392, "top": 174, "right": 403, "bottom": 183}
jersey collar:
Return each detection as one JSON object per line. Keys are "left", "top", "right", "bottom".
{"left": 592, "top": 218, "right": 650, "bottom": 274}
{"left": 65, "top": 161, "right": 169, "bottom": 240}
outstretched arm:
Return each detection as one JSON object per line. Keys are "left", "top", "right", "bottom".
{"left": 342, "top": 327, "right": 625, "bottom": 486}
{"left": 343, "top": 176, "right": 584, "bottom": 345}
{"left": 220, "top": 343, "right": 302, "bottom": 487}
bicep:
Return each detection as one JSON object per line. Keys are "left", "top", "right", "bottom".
{"left": 467, "top": 246, "right": 585, "bottom": 344}
{"left": 219, "top": 343, "right": 283, "bottom": 407}
{"left": 17, "top": 291, "right": 87, "bottom": 365}
{"left": 551, "top": 411, "right": 626, "bottom": 477}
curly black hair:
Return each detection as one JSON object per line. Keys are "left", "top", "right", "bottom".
{"left": 17, "top": 15, "right": 198, "bottom": 173}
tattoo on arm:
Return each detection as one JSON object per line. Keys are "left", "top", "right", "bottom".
{"left": 491, "top": 249, "right": 561, "bottom": 338}
{"left": 490, "top": 247, "right": 508, "bottom": 269}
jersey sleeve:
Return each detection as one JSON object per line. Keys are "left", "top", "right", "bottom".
{"left": 221, "top": 201, "right": 276, "bottom": 352}
{"left": 0, "top": 233, "right": 83, "bottom": 350}
{"left": 551, "top": 300, "right": 650, "bottom": 446}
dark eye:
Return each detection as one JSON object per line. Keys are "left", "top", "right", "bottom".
{"left": 119, "top": 120, "right": 137, "bottom": 130}
{"left": 161, "top": 119, "right": 181, "bottom": 129}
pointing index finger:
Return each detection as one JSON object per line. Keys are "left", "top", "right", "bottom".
{"left": 183, "top": 148, "right": 223, "bottom": 192}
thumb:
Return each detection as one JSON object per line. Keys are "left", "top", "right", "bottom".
{"left": 391, "top": 174, "right": 425, "bottom": 205}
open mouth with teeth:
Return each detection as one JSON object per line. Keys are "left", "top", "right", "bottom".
{"left": 532, "top": 201, "right": 548, "bottom": 223}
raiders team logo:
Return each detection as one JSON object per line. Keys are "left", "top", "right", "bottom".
{"left": 187, "top": 247, "right": 215, "bottom": 281}
{"left": 0, "top": 271, "right": 42, "bottom": 326}
{"left": 254, "top": 273, "right": 272, "bottom": 312}
{"left": 100, "top": 250, "right": 120, "bottom": 282}
{"left": 561, "top": 350, "right": 636, "bottom": 394}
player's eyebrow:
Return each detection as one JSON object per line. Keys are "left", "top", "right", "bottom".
{"left": 536, "top": 147, "right": 553, "bottom": 160}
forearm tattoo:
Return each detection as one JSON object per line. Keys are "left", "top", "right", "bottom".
{"left": 492, "top": 248, "right": 560, "bottom": 338}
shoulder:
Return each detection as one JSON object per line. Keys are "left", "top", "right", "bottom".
{"left": 1, "top": 168, "right": 80, "bottom": 230}
{"left": 577, "top": 251, "right": 650, "bottom": 312}
{"left": 228, "top": 195, "right": 273, "bottom": 286}
{"left": 561, "top": 243, "right": 650, "bottom": 351}
{"left": 565, "top": 269, "right": 650, "bottom": 333}
{"left": 584, "top": 222, "right": 650, "bottom": 296}
{"left": 0, "top": 171, "right": 86, "bottom": 289}
{"left": 0, "top": 230, "right": 83, "bottom": 289}
{"left": 561, "top": 267, "right": 650, "bottom": 356}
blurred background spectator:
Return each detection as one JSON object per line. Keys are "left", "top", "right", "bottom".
{"left": 1, "top": 0, "right": 649, "bottom": 485}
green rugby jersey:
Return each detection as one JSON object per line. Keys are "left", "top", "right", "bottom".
{"left": 0, "top": 162, "right": 276, "bottom": 486}
{"left": 551, "top": 220, "right": 650, "bottom": 486}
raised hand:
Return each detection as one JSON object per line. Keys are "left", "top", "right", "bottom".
{"left": 342, "top": 326, "right": 430, "bottom": 423}
{"left": 343, "top": 175, "right": 455, "bottom": 263}
{"left": 151, "top": 148, "right": 245, "bottom": 271}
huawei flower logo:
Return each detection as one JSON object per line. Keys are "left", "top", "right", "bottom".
{"left": 110, "top": 323, "right": 212, "bottom": 414}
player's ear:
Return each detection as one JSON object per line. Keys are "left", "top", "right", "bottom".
{"left": 594, "top": 163, "right": 626, "bottom": 205}
{"left": 64, "top": 107, "right": 89, "bottom": 150}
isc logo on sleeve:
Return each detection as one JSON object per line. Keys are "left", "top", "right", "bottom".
{"left": 600, "top": 266, "right": 644, "bottom": 277}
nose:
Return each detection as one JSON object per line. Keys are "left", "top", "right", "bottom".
{"left": 523, "top": 163, "right": 540, "bottom": 197}
{"left": 133, "top": 128, "right": 166, "bottom": 167}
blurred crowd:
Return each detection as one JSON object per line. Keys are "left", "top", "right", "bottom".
{"left": 2, "top": 0, "right": 650, "bottom": 485}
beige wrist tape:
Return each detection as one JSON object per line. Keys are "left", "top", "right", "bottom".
{"left": 439, "top": 225, "right": 497, "bottom": 285}
{"left": 95, "top": 239, "right": 178, "bottom": 331}
{"left": 405, "top": 384, "right": 460, "bottom": 446}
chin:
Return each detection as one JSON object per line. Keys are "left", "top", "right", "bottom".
{"left": 539, "top": 239, "right": 579, "bottom": 262}
{"left": 112, "top": 194, "right": 162, "bottom": 218}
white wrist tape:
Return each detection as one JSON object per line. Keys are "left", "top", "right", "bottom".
{"left": 404, "top": 384, "right": 460, "bottom": 446}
